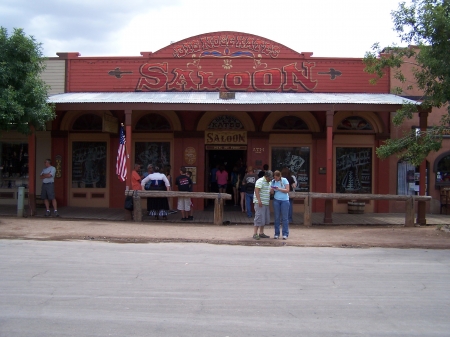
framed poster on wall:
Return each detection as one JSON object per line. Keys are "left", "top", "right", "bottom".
{"left": 185, "top": 166, "right": 197, "bottom": 184}
{"left": 336, "top": 147, "right": 372, "bottom": 194}
{"left": 271, "top": 147, "right": 310, "bottom": 192}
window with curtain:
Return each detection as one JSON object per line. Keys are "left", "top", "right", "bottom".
{"left": 397, "top": 161, "right": 416, "bottom": 195}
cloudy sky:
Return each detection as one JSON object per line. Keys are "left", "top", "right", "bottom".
{"left": 1, "top": 0, "right": 408, "bottom": 58}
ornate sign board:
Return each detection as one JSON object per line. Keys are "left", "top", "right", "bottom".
{"left": 205, "top": 131, "right": 247, "bottom": 145}
{"left": 102, "top": 113, "right": 118, "bottom": 134}
{"left": 67, "top": 32, "right": 389, "bottom": 94}
{"left": 184, "top": 147, "right": 196, "bottom": 165}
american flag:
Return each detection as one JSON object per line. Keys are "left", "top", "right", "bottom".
{"left": 116, "top": 125, "right": 127, "bottom": 181}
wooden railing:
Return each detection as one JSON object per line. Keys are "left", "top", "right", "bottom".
{"left": 290, "top": 192, "right": 431, "bottom": 227}
{"left": 125, "top": 190, "right": 232, "bottom": 225}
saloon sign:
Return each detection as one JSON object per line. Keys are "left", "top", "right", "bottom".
{"left": 136, "top": 33, "right": 321, "bottom": 93}
{"left": 136, "top": 61, "right": 317, "bottom": 92}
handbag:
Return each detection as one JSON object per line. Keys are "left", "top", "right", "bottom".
{"left": 124, "top": 195, "right": 134, "bottom": 211}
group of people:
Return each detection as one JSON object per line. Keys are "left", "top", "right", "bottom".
{"left": 210, "top": 162, "right": 297, "bottom": 240}
{"left": 131, "top": 163, "right": 194, "bottom": 221}
{"left": 248, "top": 167, "right": 297, "bottom": 241}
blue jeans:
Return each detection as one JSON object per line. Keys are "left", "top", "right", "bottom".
{"left": 245, "top": 193, "right": 254, "bottom": 217}
{"left": 288, "top": 198, "right": 294, "bottom": 222}
{"left": 273, "top": 198, "right": 289, "bottom": 237}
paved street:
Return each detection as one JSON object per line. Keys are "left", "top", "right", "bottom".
{"left": 1, "top": 240, "right": 449, "bottom": 336}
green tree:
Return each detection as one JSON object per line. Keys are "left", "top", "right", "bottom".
{"left": 363, "top": 0, "right": 450, "bottom": 166}
{"left": 0, "top": 27, "right": 55, "bottom": 135}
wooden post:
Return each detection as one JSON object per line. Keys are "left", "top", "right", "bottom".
{"left": 304, "top": 195, "right": 312, "bottom": 226}
{"left": 405, "top": 196, "right": 414, "bottom": 227}
{"left": 416, "top": 110, "right": 429, "bottom": 225}
{"left": 133, "top": 193, "right": 142, "bottom": 222}
{"left": 27, "top": 128, "right": 37, "bottom": 216}
{"left": 214, "top": 197, "right": 224, "bottom": 225}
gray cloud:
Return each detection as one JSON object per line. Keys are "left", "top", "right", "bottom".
{"left": 0, "top": 0, "right": 179, "bottom": 56}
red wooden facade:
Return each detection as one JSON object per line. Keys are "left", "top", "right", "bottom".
{"left": 42, "top": 31, "right": 414, "bottom": 217}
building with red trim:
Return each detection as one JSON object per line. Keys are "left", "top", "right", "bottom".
{"left": 1, "top": 31, "right": 448, "bottom": 217}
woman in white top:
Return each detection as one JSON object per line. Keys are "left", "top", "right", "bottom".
{"left": 141, "top": 165, "right": 171, "bottom": 220}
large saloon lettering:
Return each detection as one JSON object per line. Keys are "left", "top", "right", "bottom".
{"left": 136, "top": 63, "right": 168, "bottom": 91}
{"left": 283, "top": 62, "right": 317, "bottom": 92}
{"left": 136, "top": 62, "right": 317, "bottom": 92}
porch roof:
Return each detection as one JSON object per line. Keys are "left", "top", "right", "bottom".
{"left": 48, "top": 92, "right": 419, "bottom": 106}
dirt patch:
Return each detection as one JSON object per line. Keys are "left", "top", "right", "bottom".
{"left": 0, "top": 217, "right": 449, "bottom": 249}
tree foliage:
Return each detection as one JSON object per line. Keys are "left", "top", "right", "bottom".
{"left": 363, "top": 0, "right": 450, "bottom": 166}
{"left": 0, "top": 27, "right": 55, "bottom": 135}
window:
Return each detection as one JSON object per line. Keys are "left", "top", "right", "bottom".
{"left": 271, "top": 147, "right": 310, "bottom": 191}
{"left": 72, "top": 142, "right": 107, "bottom": 188}
{"left": 397, "top": 161, "right": 429, "bottom": 195}
{"left": 337, "top": 116, "right": 373, "bottom": 131}
{"left": 135, "top": 142, "right": 171, "bottom": 171}
{"left": 273, "top": 116, "right": 308, "bottom": 130}
{"left": 72, "top": 114, "right": 102, "bottom": 131}
{"left": 336, "top": 147, "right": 372, "bottom": 193}
{"left": 436, "top": 153, "right": 450, "bottom": 184}
{"left": 0, "top": 142, "right": 28, "bottom": 188}
{"left": 135, "top": 114, "right": 171, "bottom": 131}
{"left": 397, "top": 161, "right": 416, "bottom": 195}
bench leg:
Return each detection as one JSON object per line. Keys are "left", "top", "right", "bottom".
{"left": 416, "top": 200, "right": 426, "bottom": 225}
{"left": 405, "top": 197, "right": 414, "bottom": 227}
{"left": 133, "top": 196, "right": 142, "bottom": 222}
{"left": 214, "top": 197, "right": 224, "bottom": 225}
{"left": 304, "top": 196, "right": 312, "bottom": 226}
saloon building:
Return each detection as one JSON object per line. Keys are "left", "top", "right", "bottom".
{"left": 1, "top": 31, "right": 448, "bottom": 216}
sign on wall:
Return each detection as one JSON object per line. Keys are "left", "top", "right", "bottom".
{"left": 205, "top": 131, "right": 247, "bottom": 145}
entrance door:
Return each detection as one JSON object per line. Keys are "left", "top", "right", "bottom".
{"left": 205, "top": 149, "right": 246, "bottom": 206}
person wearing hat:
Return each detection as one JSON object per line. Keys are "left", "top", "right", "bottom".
{"left": 252, "top": 170, "right": 273, "bottom": 240}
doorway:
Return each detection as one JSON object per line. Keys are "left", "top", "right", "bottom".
{"left": 205, "top": 149, "right": 247, "bottom": 206}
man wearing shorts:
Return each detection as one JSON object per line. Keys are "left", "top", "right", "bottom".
{"left": 252, "top": 170, "right": 273, "bottom": 240}
{"left": 40, "top": 159, "right": 59, "bottom": 217}
{"left": 175, "top": 166, "right": 193, "bottom": 221}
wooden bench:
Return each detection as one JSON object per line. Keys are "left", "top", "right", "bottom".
{"left": 289, "top": 192, "right": 432, "bottom": 227}
{"left": 440, "top": 187, "right": 450, "bottom": 215}
{"left": 125, "top": 190, "right": 232, "bottom": 225}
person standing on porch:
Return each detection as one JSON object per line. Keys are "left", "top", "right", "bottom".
{"left": 252, "top": 170, "right": 273, "bottom": 240}
{"left": 40, "top": 159, "right": 59, "bottom": 217}
{"left": 231, "top": 166, "right": 240, "bottom": 206}
{"left": 131, "top": 163, "right": 142, "bottom": 191}
{"left": 175, "top": 166, "right": 193, "bottom": 221}
{"left": 216, "top": 165, "right": 228, "bottom": 194}
{"left": 242, "top": 166, "right": 258, "bottom": 218}
{"left": 141, "top": 165, "right": 171, "bottom": 220}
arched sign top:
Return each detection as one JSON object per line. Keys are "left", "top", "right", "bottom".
{"left": 151, "top": 31, "right": 310, "bottom": 60}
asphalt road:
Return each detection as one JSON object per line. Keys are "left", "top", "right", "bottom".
{"left": 1, "top": 240, "right": 449, "bottom": 337}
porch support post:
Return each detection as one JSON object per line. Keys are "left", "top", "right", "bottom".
{"left": 417, "top": 110, "right": 429, "bottom": 225}
{"left": 27, "top": 127, "right": 37, "bottom": 216}
{"left": 124, "top": 109, "right": 133, "bottom": 221}
{"left": 324, "top": 110, "right": 334, "bottom": 223}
